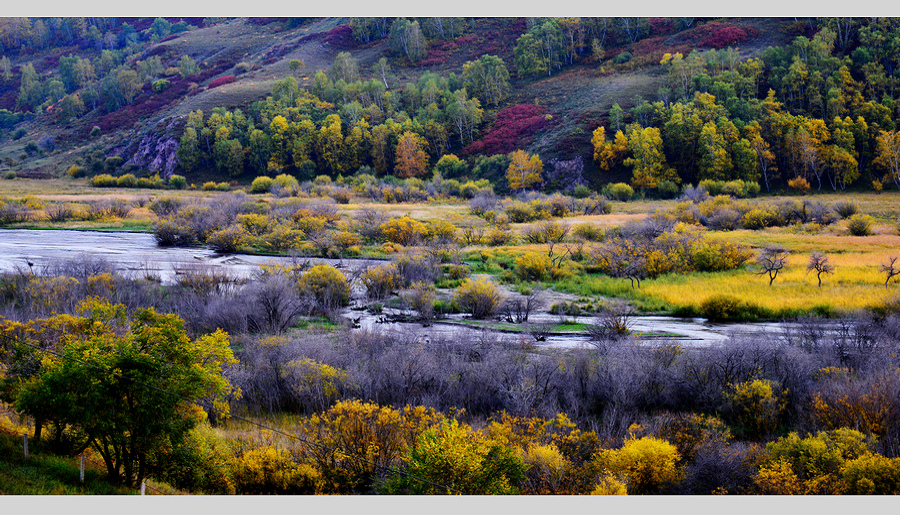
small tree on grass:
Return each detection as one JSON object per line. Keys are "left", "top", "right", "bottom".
{"left": 883, "top": 257, "right": 900, "bottom": 288}
{"left": 757, "top": 246, "right": 788, "bottom": 286}
{"left": 807, "top": 251, "right": 834, "bottom": 287}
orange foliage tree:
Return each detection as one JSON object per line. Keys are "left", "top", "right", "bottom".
{"left": 394, "top": 131, "right": 429, "bottom": 178}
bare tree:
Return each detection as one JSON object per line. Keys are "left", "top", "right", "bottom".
{"left": 883, "top": 256, "right": 900, "bottom": 288}
{"left": 756, "top": 246, "right": 788, "bottom": 286}
{"left": 806, "top": 251, "right": 834, "bottom": 287}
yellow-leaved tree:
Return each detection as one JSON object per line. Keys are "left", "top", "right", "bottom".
{"left": 394, "top": 131, "right": 429, "bottom": 178}
{"left": 624, "top": 125, "right": 680, "bottom": 190}
{"left": 506, "top": 149, "right": 543, "bottom": 191}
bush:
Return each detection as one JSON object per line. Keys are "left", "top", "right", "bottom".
{"left": 514, "top": 253, "right": 554, "bottom": 281}
{"left": 832, "top": 200, "right": 858, "bottom": 219}
{"left": 613, "top": 51, "right": 633, "bottom": 64}
{"left": 273, "top": 173, "right": 299, "bottom": 190}
{"left": 381, "top": 420, "right": 526, "bottom": 495}
{"left": 116, "top": 173, "right": 137, "bottom": 187}
{"left": 3, "top": 171, "right": 15, "bottom": 180}
{"left": 788, "top": 176, "right": 811, "bottom": 193}
{"left": 208, "top": 75, "right": 236, "bottom": 89}
{"left": 250, "top": 176, "right": 274, "bottom": 193}
{"left": 504, "top": 200, "right": 537, "bottom": 223}
{"left": 700, "top": 294, "right": 744, "bottom": 322}
{"left": 847, "top": 214, "right": 873, "bottom": 236}
{"left": 571, "top": 184, "right": 592, "bottom": 199}
{"left": 89, "top": 173, "right": 118, "bottom": 187}
{"left": 657, "top": 180, "right": 680, "bottom": 199}
{"left": 454, "top": 278, "right": 504, "bottom": 319}
{"left": 232, "top": 446, "right": 322, "bottom": 494}
{"left": 722, "top": 379, "right": 785, "bottom": 440}
{"left": 402, "top": 281, "right": 436, "bottom": 321}
{"left": 67, "top": 165, "right": 86, "bottom": 178}
{"left": 572, "top": 223, "right": 604, "bottom": 242}
{"left": 608, "top": 182, "right": 634, "bottom": 201}
{"left": 152, "top": 79, "right": 171, "bottom": 93}
{"left": 593, "top": 436, "right": 682, "bottom": 494}
{"left": 298, "top": 264, "right": 350, "bottom": 310}
{"left": 169, "top": 174, "right": 187, "bottom": 189}
{"left": 380, "top": 216, "right": 428, "bottom": 246}
{"left": 202, "top": 181, "right": 218, "bottom": 191}
{"left": 362, "top": 265, "right": 397, "bottom": 300}
{"left": 207, "top": 224, "right": 251, "bottom": 253}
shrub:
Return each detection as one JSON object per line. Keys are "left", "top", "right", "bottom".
{"left": 381, "top": 420, "right": 526, "bottom": 495}
{"left": 3, "top": 171, "right": 15, "bottom": 180}
{"left": 207, "top": 224, "right": 251, "bottom": 253}
{"left": 152, "top": 79, "right": 171, "bottom": 92}
{"left": 329, "top": 186, "right": 352, "bottom": 204}
{"left": 202, "top": 181, "right": 218, "bottom": 191}
{"left": 613, "top": 51, "right": 633, "bottom": 64}
{"left": 298, "top": 264, "right": 350, "bottom": 309}
{"left": 89, "top": 174, "right": 118, "bottom": 187}
{"left": 380, "top": 216, "right": 428, "bottom": 246}
{"left": 208, "top": 75, "right": 237, "bottom": 89}
{"left": 832, "top": 200, "right": 858, "bottom": 219}
{"left": 66, "top": 165, "right": 86, "bottom": 178}
{"left": 169, "top": 174, "right": 187, "bottom": 189}
{"left": 608, "top": 182, "right": 634, "bottom": 201}
{"left": 847, "top": 214, "right": 873, "bottom": 236}
{"left": 514, "top": 253, "right": 554, "bottom": 281}
{"left": 838, "top": 454, "right": 900, "bottom": 494}
{"left": 250, "top": 176, "right": 274, "bottom": 193}
{"left": 154, "top": 423, "right": 236, "bottom": 494}
{"left": 788, "top": 176, "right": 811, "bottom": 193}
{"left": 232, "top": 446, "right": 322, "bottom": 494}
{"left": 402, "top": 281, "right": 437, "bottom": 321}
{"left": 362, "top": 265, "right": 397, "bottom": 300}
{"left": 216, "top": 182, "right": 231, "bottom": 191}
{"left": 700, "top": 294, "right": 744, "bottom": 322}
{"left": 504, "top": 200, "right": 537, "bottom": 223}
{"left": 740, "top": 208, "right": 780, "bottom": 230}
{"left": 593, "top": 436, "right": 682, "bottom": 494}
{"left": 722, "top": 379, "right": 785, "bottom": 440}
{"left": 273, "top": 173, "right": 299, "bottom": 190}
{"left": 454, "top": 278, "right": 504, "bottom": 319}
{"left": 657, "top": 180, "right": 680, "bottom": 199}
{"left": 116, "top": 173, "right": 137, "bottom": 187}
{"left": 571, "top": 184, "right": 592, "bottom": 199}
{"left": 573, "top": 223, "right": 604, "bottom": 242}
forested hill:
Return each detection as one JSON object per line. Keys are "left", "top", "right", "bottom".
{"left": 0, "top": 17, "right": 898, "bottom": 196}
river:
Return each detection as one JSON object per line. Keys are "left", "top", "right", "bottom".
{"left": 0, "top": 228, "right": 796, "bottom": 347}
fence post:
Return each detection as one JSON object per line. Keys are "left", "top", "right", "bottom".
{"left": 80, "top": 453, "right": 85, "bottom": 483}
{"left": 141, "top": 481, "right": 145, "bottom": 496}
{"left": 23, "top": 433, "right": 27, "bottom": 458}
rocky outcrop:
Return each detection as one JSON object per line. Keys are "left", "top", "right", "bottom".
{"left": 120, "top": 116, "right": 186, "bottom": 179}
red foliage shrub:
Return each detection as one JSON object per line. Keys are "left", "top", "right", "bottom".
{"left": 461, "top": 104, "right": 548, "bottom": 157}
{"left": 418, "top": 49, "right": 449, "bottom": 67}
{"left": 650, "top": 18, "right": 674, "bottom": 36}
{"left": 208, "top": 75, "right": 236, "bottom": 89}
{"left": 702, "top": 26, "right": 749, "bottom": 49}
{"left": 324, "top": 25, "right": 356, "bottom": 49}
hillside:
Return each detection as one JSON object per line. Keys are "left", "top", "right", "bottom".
{"left": 0, "top": 16, "right": 892, "bottom": 195}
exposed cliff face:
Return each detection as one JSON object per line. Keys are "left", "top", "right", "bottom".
{"left": 120, "top": 116, "right": 186, "bottom": 179}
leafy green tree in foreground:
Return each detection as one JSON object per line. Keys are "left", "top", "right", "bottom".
{"left": 0, "top": 298, "right": 238, "bottom": 486}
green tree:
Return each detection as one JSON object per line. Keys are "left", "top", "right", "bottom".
{"left": 179, "top": 54, "right": 200, "bottom": 78}
{"left": 0, "top": 299, "right": 237, "bottom": 486}
{"left": 462, "top": 54, "right": 510, "bottom": 107}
